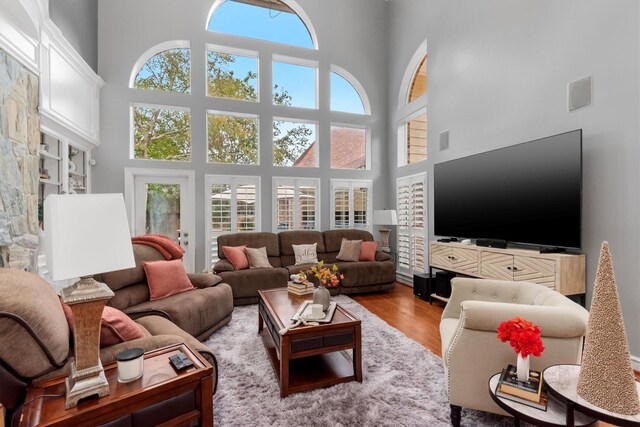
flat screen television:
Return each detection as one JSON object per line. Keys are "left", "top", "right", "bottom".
{"left": 433, "top": 129, "right": 582, "bottom": 249}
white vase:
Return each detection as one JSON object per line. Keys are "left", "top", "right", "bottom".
{"left": 516, "top": 353, "right": 530, "bottom": 382}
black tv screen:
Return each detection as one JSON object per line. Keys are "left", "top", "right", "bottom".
{"left": 434, "top": 130, "right": 582, "bottom": 249}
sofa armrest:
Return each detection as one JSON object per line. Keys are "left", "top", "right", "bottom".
{"left": 213, "top": 259, "right": 234, "bottom": 273}
{"left": 375, "top": 251, "right": 391, "bottom": 262}
{"left": 460, "top": 300, "right": 588, "bottom": 338}
{"left": 188, "top": 273, "right": 223, "bottom": 289}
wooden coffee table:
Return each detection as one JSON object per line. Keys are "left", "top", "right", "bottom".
{"left": 258, "top": 288, "right": 362, "bottom": 397}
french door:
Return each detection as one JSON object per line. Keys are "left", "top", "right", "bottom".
{"left": 125, "top": 169, "right": 195, "bottom": 272}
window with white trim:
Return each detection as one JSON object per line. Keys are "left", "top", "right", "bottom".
{"left": 207, "top": 111, "right": 259, "bottom": 164}
{"left": 132, "top": 104, "right": 191, "bottom": 161}
{"left": 330, "top": 180, "right": 372, "bottom": 230}
{"left": 396, "top": 173, "right": 427, "bottom": 282}
{"left": 273, "top": 177, "right": 320, "bottom": 231}
{"left": 398, "top": 48, "right": 427, "bottom": 167}
{"left": 206, "top": 175, "right": 260, "bottom": 266}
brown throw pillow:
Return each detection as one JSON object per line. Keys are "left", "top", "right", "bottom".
{"left": 245, "top": 247, "right": 273, "bottom": 269}
{"left": 143, "top": 259, "right": 195, "bottom": 300}
{"left": 337, "top": 238, "right": 362, "bottom": 262}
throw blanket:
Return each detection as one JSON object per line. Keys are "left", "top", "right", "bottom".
{"left": 131, "top": 234, "right": 185, "bottom": 260}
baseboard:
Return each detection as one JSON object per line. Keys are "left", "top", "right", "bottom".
{"left": 396, "top": 274, "right": 412, "bottom": 286}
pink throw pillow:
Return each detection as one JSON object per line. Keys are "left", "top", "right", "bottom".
{"left": 360, "top": 241, "right": 379, "bottom": 261}
{"left": 222, "top": 245, "right": 249, "bottom": 270}
{"left": 59, "top": 299, "right": 145, "bottom": 348}
{"left": 143, "top": 259, "right": 195, "bottom": 301}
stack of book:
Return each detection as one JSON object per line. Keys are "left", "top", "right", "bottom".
{"left": 287, "top": 281, "right": 314, "bottom": 296}
{"left": 495, "top": 364, "right": 548, "bottom": 410}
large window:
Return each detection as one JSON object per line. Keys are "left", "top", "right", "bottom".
{"left": 398, "top": 46, "right": 427, "bottom": 166}
{"left": 132, "top": 105, "right": 191, "bottom": 161}
{"left": 207, "top": 112, "right": 259, "bottom": 164}
{"left": 330, "top": 71, "right": 366, "bottom": 114}
{"left": 273, "top": 59, "right": 317, "bottom": 109}
{"left": 330, "top": 125, "right": 367, "bottom": 170}
{"left": 273, "top": 119, "right": 317, "bottom": 167}
{"left": 207, "top": 48, "right": 258, "bottom": 101}
{"left": 396, "top": 174, "right": 427, "bottom": 283}
{"left": 206, "top": 175, "right": 260, "bottom": 266}
{"left": 273, "top": 177, "right": 320, "bottom": 231}
{"left": 133, "top": 47, "right": 191, "bottom": 93}
{"left": 330, "top": 180, "right": 372, "bottom": 230}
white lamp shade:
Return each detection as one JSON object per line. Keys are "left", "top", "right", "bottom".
{"left": 373, "top": 209, "right": 398, "bottom": 226}
{"left": 44, "top": 194, "right": 135, "bottom": 281}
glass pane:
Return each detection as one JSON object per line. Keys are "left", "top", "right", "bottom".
{"left": 353, "top": 186, "right": 369, "bottom": 228}
{"left": 273, "top": 120, "right": 316, "bottom": 167}
{"left": 331, "top": 126, "right": 366, "bottom": 169}
{"left": 330, "top": 72, "right": 365, "bottom": 114}
{"left": 276, "top": 184, "right": 295, "bottom": 231}
{"left": 334, "top": 188, "right": 350, "bottom": 229}
{"left": 211, "top": 184, "right": 232, "bottom": 232}
{"left": 145, "top": 184, "right": 180, "bottom": 241}
{"left": 272, "top": 62, "right": 316, "bottom": 109}
{"left": 408, "top": 56, "right": 427, "bottom": 102}
{"left": 237, "top": 184, "right": 256, "bottom": 231}
{"left": 407, "top": 112, "right": 427, "bottom": 164}
{"left": 208, "top": 114, "right": 258, "bottom": 164}
{"left": 134, "top": 48, "right": 190, "bottom": 93}
{"left": 208, "top": 0, "right": 314, "bottom": 49}
{"left": 207, "top": 51, "right": 258, "bottom": 101}
{"left": 299, "top": 185, "right": 316, "bottom": 229}
{"left": 133, "top": 106, "right": 191, "bottom": 161}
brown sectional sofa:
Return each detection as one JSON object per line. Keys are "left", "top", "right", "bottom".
{"left": 214, "top": 229, "right": 396, "bottom": 305}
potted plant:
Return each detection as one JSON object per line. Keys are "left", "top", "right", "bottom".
{"left": 497, "top": 316, "right": 545, "bottom": 382}
{"left": 298, "top": 261, "right": 344, "bottom": 310}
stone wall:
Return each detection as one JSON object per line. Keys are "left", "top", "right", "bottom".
{"left": 0, "top": 49, "right": 40, "bottom": 271}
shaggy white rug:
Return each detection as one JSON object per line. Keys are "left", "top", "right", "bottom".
{"left": 205, "top": 295, "right": 512, "bottom": 426}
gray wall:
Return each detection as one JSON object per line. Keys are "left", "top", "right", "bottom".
{"left": 94, "top": 0, "right": 389, "bottom": 272}
{"left": 49, "top": 0, "right": 98, "bottom": 71}
{"left": 387, "top": 0, "right": 640, "bottom": 357}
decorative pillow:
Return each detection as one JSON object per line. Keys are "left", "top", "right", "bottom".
{"left": 222, "top": 245, "right": 249, "bottom": 270}
{"left": 292, "top": 243, "right": 319, "bottom": 265}
{"left": 143, "top": 259, "right": 195, "bottom": 301}
{"left": 337, "top": 238, "right": 362, "bottom": 262}
{"left": 60, "top": 299, "right": 144, "bottom": 348}
{"left": 245, "top": 247, "right": 273, "bottom": 269}
{"left": 360, "top": 241, "right": 379, "bottom": 261}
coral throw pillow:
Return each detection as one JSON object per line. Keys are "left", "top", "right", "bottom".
{"left": 143, "top": 259, "right": 195, "bottom": 301}
{"left": 360, "top": 241, "right": 378, "bottom": 261}
{"left": 59, "top": 299, "right": 145, "bottom": 348}
{"left": 222, "top": 245, "right": 250, "bottom": 270}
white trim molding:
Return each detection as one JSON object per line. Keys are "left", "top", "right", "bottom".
{"left": 330, "top": 64, "right": 371, "bottom": 115}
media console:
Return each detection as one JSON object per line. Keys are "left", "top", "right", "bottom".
{"left": 428, "top": 241, "right": 586, "bottom": 303}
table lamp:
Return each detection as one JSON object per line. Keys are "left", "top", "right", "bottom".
{"left": 373, "top": 209, "right": 398, "bottom": 253}
{"left": 44, "top": 193, "right": 135, "bottom": 408}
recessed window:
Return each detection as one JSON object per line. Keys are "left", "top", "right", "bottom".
{"left": 273, "top": 120, "right": 317, "bottom": 167}
{"left": 330, "top": 72, "right": 365, "bottom": 114}
{"left": 132, "top": 105, "right": 191, "bottom": 161}
{"left": 207, "top": 49, "right": 258, "bottom": 101}
{"left": 273, "top": 177, "right": 320, "bottom": 231}
{"left": 207, "top": 112, "right": 258, "bottom": 165}
{"left": 406, "top": 111, "right": 427, "bottom": 164}
{"left": 331, "top": 126, "right": 367, "bottom": 170}
{"left": 272, "top": 61, "right": 317, "bottom": 109}
{"left": 208, "top": 0, "right": 315, "bottom": 49}
{"left": 408, "top": 56, "right": 427, "bottom": 102}
{"left": 134, "top": 48, "right": 190, "bottom": 93}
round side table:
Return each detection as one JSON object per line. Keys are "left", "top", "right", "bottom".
{"left": 489, "top": 373, "right": 596, "bottom": 427}
{"left": 543, "top": 364, "right": 640, "bottom": 427}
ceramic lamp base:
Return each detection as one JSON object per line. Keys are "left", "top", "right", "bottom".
{"left": 379, "top": 228, "right": 391, "bottom": 252}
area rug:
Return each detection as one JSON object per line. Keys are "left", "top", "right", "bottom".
{"left": 205, "top": 295, "right": 512, "bottom": 426}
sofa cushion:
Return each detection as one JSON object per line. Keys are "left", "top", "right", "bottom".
{"left": 222, "top": 245, "right": 249, "bottom": 270}
{"left": 323, "top": 229, "right": 373, "bottom": 253}
{"left": 245, "top": 247, "right": 273, "bottom": 269}
{"left": 0, "top": 269, "right": 70, "bottom": 379}
{"left": 219, "top": 268, "right": 289, "bottom": 299}
{"left": 336, "top": 261, "right": 396, "bottom": 287}
{"left": 97, "top": 244, "right": 165, "bottom": 291}
{"left": 217, "top": 232, "right": 280, "bottom": 259}
{"left": 360, "top": 241, "right": 378, "bottom": 261}
{"left": 143, "top": 259, "right": 195, "bottom": 300}
{"left": 293, "top": 243, "right": 319, "bottom": 265}
{"left": 279, "top": 230, "right": 325, "bottom": 255}
{"left": 336, "top": 238, "right": 362, "bottom": 262}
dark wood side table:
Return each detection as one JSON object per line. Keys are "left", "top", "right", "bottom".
{"left": 20, "top": 343, "right": 213, "bottom": 427}
{"left": 543, "top": 364, "right": 640, "bottom": 427}
{"left": 488, "top": 373, "right": 596, "bottom": 427}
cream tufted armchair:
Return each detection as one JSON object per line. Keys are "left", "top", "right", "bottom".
{"left": 440, "top": 277, "right": 589, "bottom": 426}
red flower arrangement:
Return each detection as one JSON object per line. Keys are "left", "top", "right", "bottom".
{"left": 497, "top": 316, "right": 545, "bottom": 357}
{"left": 298, "top": 261, "right": 344, "bottom": 288}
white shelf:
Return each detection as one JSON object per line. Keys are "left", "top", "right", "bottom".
{"left": 39, "top": 150, "right": 61, "bottom": 161}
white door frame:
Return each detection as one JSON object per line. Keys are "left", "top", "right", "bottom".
{"left": 124, "top": 168, "right": 196, "bottom": 272}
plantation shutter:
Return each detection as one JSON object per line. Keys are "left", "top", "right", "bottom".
{"left": 273, "top": 178, "right": 320, "bottom": 231}
{"left": 396, "top": 173, "right": 427, "bottom": 283}
{"left": 330, "top": 180, "right": 372, "bottom": 230}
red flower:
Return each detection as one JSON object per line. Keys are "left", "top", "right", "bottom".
{"left": 497, "top": 317, "right": 545, "bottom": 357}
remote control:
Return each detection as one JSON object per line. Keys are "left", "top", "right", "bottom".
{"left": 169, "top": 352, "right": 193, "bottom": 371}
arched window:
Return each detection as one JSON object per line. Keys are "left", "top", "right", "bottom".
{"left": 207, "top": 0, "right": 317, "bottom": 49}
{"left": 330, "top": 69, "right": 368, "bottom": 115}
{"left": 132, "top": 46, "right": 191, "bottom": 93}
{"left": 398, "top": 43, "right": 427, "bottom": 166}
